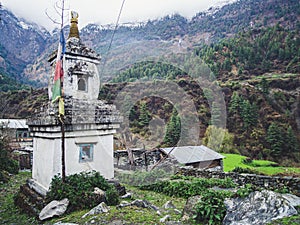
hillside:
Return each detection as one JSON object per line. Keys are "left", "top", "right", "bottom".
{"left": 1, "top": 0, "right": 300, "bottom": 86}
{"left": 0, "top": 0, "right": 299, "bottom": 165}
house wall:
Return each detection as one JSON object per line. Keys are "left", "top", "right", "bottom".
{"left": 32, "top": 129, "right": 115, "bottom": 190}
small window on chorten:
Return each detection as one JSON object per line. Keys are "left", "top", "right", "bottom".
{"left": 78, "top": 78, "right": 87, "bottom": 91}
{"left": 79, "top": 144, "right": 94, "bottom": 162}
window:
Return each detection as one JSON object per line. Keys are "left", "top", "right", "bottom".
{"left": 78, "top": 78, "right": 87, "bottom": 91}
{"left": 79, "top": 144, "right": 94, "bottom": 163}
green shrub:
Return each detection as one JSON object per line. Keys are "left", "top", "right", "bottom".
{"left": 193, "top": 190, "right": 231, "bottom": 225}
{"left": 232, "top": 166, "right": 262, "bottom": 175}
{"left": 46, "top": 171, "right": 119, "bottom": 213}
{"left": 105, "top": 187, "right": 120, "bottom": 206}
{"left": 235, "top": 184, "right": 254, "bottom": 198}
{"left": 140, "top": 176, "right": 236, "bottom": 198}
{"left": 115, "top": 169, "right": 170, "bottom": 186}
{"left": 0, "top": 139, "right": 19, "bottom": 181}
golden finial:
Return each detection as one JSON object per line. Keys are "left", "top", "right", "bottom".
{"left": 68, "top": 11, "right": 80, "bottom": 39}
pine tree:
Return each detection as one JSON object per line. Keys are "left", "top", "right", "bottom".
{"left": 259, "top": 77, "right": 269, "bottom": 95}
{"left": 285, "top": 126, "right": 299, "bottom": 154}
{"left": 138, "top": 102, "right": 151, "bottom": 128}
{"left": 163, "top": 108, "right": 181, "bottom": 147}
{"left": 266, "top": 123, "right": 284, "bottom": 158}
{"left": 229, "top": 91, "right": 241, "bottom": 114}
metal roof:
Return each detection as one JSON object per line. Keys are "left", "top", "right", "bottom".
{"left": 0, "top": 119, "right": 28, "bottom": 129}
{"left": 160, "top": 145, "right": 225, "bottom": 164}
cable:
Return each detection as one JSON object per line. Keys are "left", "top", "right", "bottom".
{"left": 100, "top": 0, "right": 126, "bottom": 80}
{"left": 107, "top": 0, "right": 126, "bottom": 54}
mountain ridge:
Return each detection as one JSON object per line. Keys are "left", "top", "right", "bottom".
{"left": 1, "top": 0, "right": 299, "bottom": 87}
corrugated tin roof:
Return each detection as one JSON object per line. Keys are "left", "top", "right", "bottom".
{"left": 161, "top": 145, "right": 225, "bottom": 164}
{"left": 0, "top": 119, "right": 28, "bottom": 129}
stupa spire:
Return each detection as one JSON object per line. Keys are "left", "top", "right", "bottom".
{"left": 68, "top": 11, "right": 80, "bottom": 39}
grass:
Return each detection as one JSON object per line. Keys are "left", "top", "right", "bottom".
{"left": 0, "top": 171, "right": 38, "bottom": 225}
{"left": 0, "top": 170, "right": 299, "bottom": 224}
{"left": 0, "top": 171, "right": 186, "bottom": 225}
{"left": 49, "top": 185, "right": 186, "bottom": 224}
{"left": 223, "top": 154, "right": 300, "bottom": 176}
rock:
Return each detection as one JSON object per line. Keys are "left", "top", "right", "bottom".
{"left": 282, "top": 193, "right": 300, "bottom": 207}
{"left": 82, "top": 202, "right": 109, "bottom": 218}
{"left": 121, "top": 192, "right": 132, "bottom": 199}
{"left": 107, "top": 179, "right": 126, "bottom": 196}
{"left": 53, "top": 222, "right": 78, "bottom": 225}
{"left": 182, "top": 195, "right": 202, "bottom": 221}
{"left": 163, "top": 200, "right": 176, "bottom": 209}
{"left": 223, "top": 190, "right": 298, "bottom": 225}
{"left": 93, "top": 187, "right": 105, "bottom": 196}
{"left": 160, "top": 215, "right": 171, "bottom": 223}
{"left": 173, "top": 209, "right": 182, "bottom": 215}
{"left": 117, "top": 199, "right": 160, "bottom": 212}
{"left": 39, "top": 198, "right": 69, "bottom": 220}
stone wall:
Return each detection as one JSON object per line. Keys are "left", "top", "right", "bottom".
{"left": 178, "top": 166, "right": 300, "bottom": 196}
{"left": 28, "top": 98, "right": 122, "bottom": 126}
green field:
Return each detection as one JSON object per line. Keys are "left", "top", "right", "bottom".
{"left": 222, "top": 154, "right": 300, "bottom": 176}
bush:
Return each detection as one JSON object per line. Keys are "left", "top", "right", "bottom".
{"left": 115, "top": 169, "right": 170, "bottom": 186}
{"left": 140, "top": 176, "right": 236, "bottom": 198}
{"left": 232, "top": 166, "right": 262, "bottom": 175}
{"left": 46, "top": 171, "right": 119, "bottom": 213}
{"left": 193, "top": 190, "right": 231, "bottom": 225}
{"left": 0, "top": 138, "right": 19, "bottom": 182}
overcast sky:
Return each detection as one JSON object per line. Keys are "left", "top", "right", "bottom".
{"left": 2, "top": 0, "right": 233, "bottom": 31}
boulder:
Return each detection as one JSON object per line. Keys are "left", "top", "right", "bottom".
{"left": 39, "top": 198, "right": 69, "bottom": 220}
{"left": 93, "top": 187, "right": 105, "bottom": 196}
{"left": 182, "top": 195, "right": 202, "bottom": 221}
{"left": 160, "top": 215, "right": 171, "bottom": 223}
{"left": 117, "top": 199, "right": 160, "bottom": 213}
{"left": 223, "top": 190, "right": 298, "bottom": 225}
{"left": 282, "top": 193, "right": 300, "bottom": 207}
{"left": 82, "top": 202, "right": 109, "bottom": 218}
{"left": 163, "top": 200, "right": 176, "bottom": 209}
{"left": 121, "top": 192, "right": 132, "bottom": 199}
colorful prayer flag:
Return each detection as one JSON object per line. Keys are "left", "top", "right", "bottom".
{"left": 52, "top": 30, "right": 65, "bottom": 115}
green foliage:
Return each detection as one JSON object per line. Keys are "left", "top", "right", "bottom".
{"left": 0, "top": 138, "right": 19, "bottom": 181}
{"left": 105, "top": 187, "right": 120, "bottom": 206}
{"left": 223, "top": 153, "right": 300, "bottom": 176}
{"left": 202, "top": 125, "right": 237, "bottom": 153}
{"left": 115, "top": 169, "right": 170, "bottom": 187}
{"left": 140, "top": 176, "right": 236, "bottom": 198}
{"left": 240, "top": 99, "right": 258, "bottom": 130}
{"left": 193, "top": 190, "right": 231, "bottom": 225}
{"left": 162, "top": 107, "right": 181, "bottom": 147}
{"left": 259, "top": 77, "right": 270, "bottom": 95}
{"left": 232, "top": 166, "right": 262, "bottom": 175}
{"left": 197, "top": 25, "right": 300, "bottom": 78}
{"left": 235, "top": 184, "right": 254, "bottom": 198}
{"left": 112, "top": 61, "right": 184, "bottom": 83}
{"left": 229, "top": 92, "right": 258, "bottom": 130}
{"left": 138, "top": 102, "right": 151, "bottom": 128}
{"left": 1, "top": 172, "right": 38, "bottom": 224}
{"left": 266, "top": 122, "right": 285, "bottom": 158}
{"left": 46, "top": 171, "right": 119, "bottom": 213}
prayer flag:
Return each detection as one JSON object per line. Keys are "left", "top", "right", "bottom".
{"left": 52, "top": 30, "right": 65, "bottom": 115}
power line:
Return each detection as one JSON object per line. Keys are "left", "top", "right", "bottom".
{"left": 100, "top": 0, "right": 126, "bottom": 80}
{"left": 107, "top": 0, "right": 126, "bottom": 54}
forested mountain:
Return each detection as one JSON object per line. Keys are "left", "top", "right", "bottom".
{"left": 0, "top": 0, "right": 299, "bottom": 165}
{"left": 1, "top": 0, "right": 299, "bottom": 86}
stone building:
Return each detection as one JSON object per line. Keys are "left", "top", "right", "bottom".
{"left": 27, "top": 13, "right": 121, "bottom": 194}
